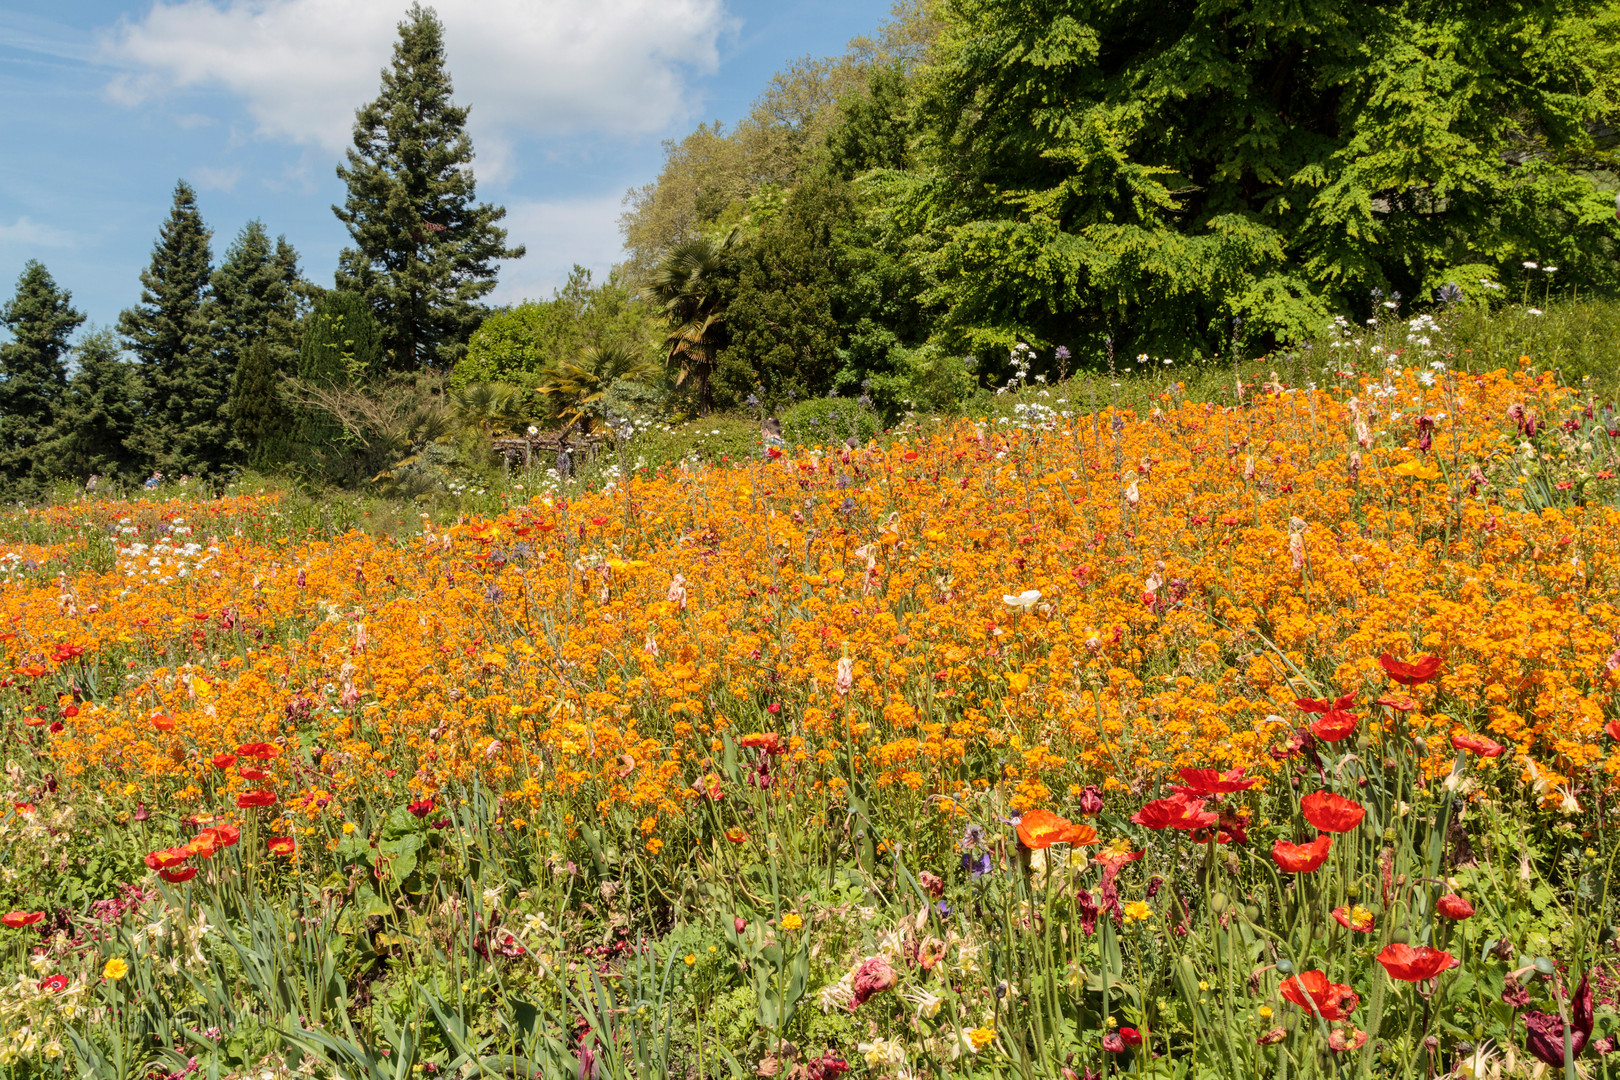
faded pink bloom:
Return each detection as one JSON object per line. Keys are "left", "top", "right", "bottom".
{"left": 835, "top": 657, "right": 854, "bottom": 697}
{"left": 849, "top": 957, "right": 897, "bottom": 1009}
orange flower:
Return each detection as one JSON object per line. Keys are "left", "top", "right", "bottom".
{"left": 724, "top": 827, "right": 748, "bottom": 843}
{"left": 1279, "top": 970, "right": 1359, "bottom": 1021}
{"left": 1272, "top": 834, "right": 1332, "bottom": 873}
{"left": 144, "top": 847, "right": 191, "bottom": 870}
{"left": 1375, "top": 943, "right": 1458, "bottom": 981}
{"left": 1016, "top": 809, "right": 1098, "bottom": 849}
{"left": 739, "top": 732, "right": 784, "bottom": 754}
{"left": 151, "top": 713, "right": 176, "bottom": 732}
{"left": 1300, "top": 791, "right": 1365, "bottom": 833}
{"left": 1378, "top": 653, "right": 1442, "bottom": 686}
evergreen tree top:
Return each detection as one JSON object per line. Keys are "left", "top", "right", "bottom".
{"left": 334, "top": 3, "right": 523, "bottom": 371}
{"left": 1, "top": 260, "right": 85, "bottom": 387}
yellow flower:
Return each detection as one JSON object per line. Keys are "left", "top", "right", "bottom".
{"left": 1258, "top": 1005, "right": 1273, "bottom": 1019}
{"left": 684, "top": 954, "right": 696, "bottom": 966}
{"left": 342, "top": 822, "right": 356, "bottom": 834}
{"left": 967, "top": 1027, "right": 996, "bottom": 1051}
{"left": 781, "top": 913, "right": 803, "bottom": 931}
{"left": 102, "top": 958, "right": 130, "bottom": 981}
{"left": 1123, "top": 901, "right": 1152, "bottom": 923}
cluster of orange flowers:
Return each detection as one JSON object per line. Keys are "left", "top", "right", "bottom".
{"left": 0, "top": 363, "right": 1614, "bottom": 847}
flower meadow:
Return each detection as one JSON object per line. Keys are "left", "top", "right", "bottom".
{"left": 2, "top": 360, "right": 1620, "bottom": 1080}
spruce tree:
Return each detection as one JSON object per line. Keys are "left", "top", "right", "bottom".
{"left": 333, "top": 3, "right": 524, "bottom": 371}
{"left": 119, "top": 180, "right": 214, "bottom": 475}
{"left": 209, "top": 222, "right": 307, "bottom": 463}
{"left": 0, "top": 260, "right": 84, "bottom": 491}
{"left": 53, "top": 327, "right": 141, "bottom": 481}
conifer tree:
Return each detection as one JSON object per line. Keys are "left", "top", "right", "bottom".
{"left": 299, "top": 291, "right": 384, "bottom": 385}
{"left": 119, "top": 180, "right": 214, "bottom": 474}
{"left": 334, "top": 3, "right": 524, "bottom": 371}
{"left": 227, "top": 340, "right": 285, "bottom": 462}
{"left": 53, "top": 328, "right": 141, "bottom": 481}
{"left": 210, "top": 222, "right": 306, "bottom": 463}
{"left": 0, "top": 260, "right": 84, "bottom": 490}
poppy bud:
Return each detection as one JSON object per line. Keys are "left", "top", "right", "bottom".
{"left": 734, "top": 917, "right": 746, "bottom": 934}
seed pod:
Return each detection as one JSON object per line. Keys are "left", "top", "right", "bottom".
{"left": 1210, "top": 892, "right": 1229, "bottom": 915}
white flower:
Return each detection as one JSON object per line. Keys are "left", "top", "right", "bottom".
{"left": 1001, "top": 589, "right": 1041, "bottom": 609}
{"left": 1544, "top": 265, "right": 1558, "bottom": 273}
{"left": 1527, "top": 308, "right": 1544, "bottom": 316}
{"left": 1523, "top": 261, "right": 1539, "bottom": 269}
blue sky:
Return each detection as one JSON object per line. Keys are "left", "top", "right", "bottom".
{"left": 0, "top": 0, "right": 886, "bottom": 335}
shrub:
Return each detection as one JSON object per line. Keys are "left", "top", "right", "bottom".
{"left": 779, "top": 397, "right": 879, "bottom": 448}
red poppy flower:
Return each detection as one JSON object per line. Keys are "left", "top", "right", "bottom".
{"left": 1272, "top": 833, "right": 1332, "bottom": 873}
{"left": 1331, "top": 906, "right": 1375, "bottom": 933}
{"left": 407, "top": 798, "right": 436, "bottom": 818}
{"left": 1607, "top": 718, "right": 1620, "bottom": 741}
{"left": 144, "top": 847, "right": 191, "bottom": 870}
{"left": 1173, "top": 768, "right": 1261, "bottom": 796}
{"left": 1279, "top": 970, "right": 1360, "bottom": 1021}
{"left": 22, "top": 715, "right": 48, "bottom": 727}
{"left": 1375, "top": 694, "right": 1420, "bottom": 712}
{"left": 1435, "top": 894, "right": 1474, "bottom": 920}
{"left": 1378, "top": 653, "right": 1442, "bottom": 686}
{"left": 267, "top": 837, "right": 296, "bottom": 856}
{"left": 212, "top": 824, "right": 241, "bottom": 847}
{"left": 211, "top": 753, "right": 237, "bottom": 770}
{"left": 236, "top": 791, "right": 276, "bottom": 809}
{"left": 151, "top": 713, "right": 176, "bottom": 732}
{"left": 239, "top": 768, "right": 270, "bottom": 781}
{"left": 1295, "top": 693, "right": 1356, "bottom": 715}
{"left": 187, "top": 831, "right": 219, "bottom": 858}
{"left": 1450, "top": 732, "right": 1504, "bottom": 758}
{"left": 739, "top": 732, "right": 784, "bottom": 755}
{"left": 725, "top": 827, "right": 748, "bottom": 843}
{"left": 1300, "top": 791, "right": 1365, "bottom": 833}
{"left": 1309, "top": 710, "right": 1360, "bottom": 742}
{"left": 1, "top": 910, "right": 45, "bottom": 928}
{"left": 1328, "top": 1028, "right": 1368, "bottom": 1053}
{"left": 1131, "top": 793, "right": 1218, "bottom": 830}
{"left": 1375, "top": 943, "right": 1457, "bottom": 981}
{"left": 1017, "top": 810, "right": 1098, "bottom": 849}
{"left": 159, "top": 866, "right": 198, "bottom": 883}
{"left": 236, "top": 742, "right": 281, "bottom": 760}
{"left": 1118, "top": 1027, "right": 1143, "bottom": 1047}
{"left": 38, "top": 974, "right": 69, "bottom": 992}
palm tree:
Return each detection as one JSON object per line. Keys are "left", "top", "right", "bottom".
{"left": 646, "top": 229, "right": 737, "bottom": 414}
{"left": 537, "top": 342, "right": 658, "bottom": 436}
{"left": 449, "top": 381, "right": 525, "bottom": 437}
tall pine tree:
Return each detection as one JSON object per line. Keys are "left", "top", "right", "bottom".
{"left": 52, "top": 327, "right": 141, "bottom": 481}
{"left": 0, "top": 260, "right": 83, "bottom": 491}
{"left": 334, "top": 3, "right": 523, "bottom": 371}
{"left": 210, "top": 222, "right": 307, "bottom": 463}
{"left": 119, "top": 180, "right": 214, "bottom": 475}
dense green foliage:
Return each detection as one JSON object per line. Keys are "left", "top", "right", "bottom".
{"left": 52, "top": 328, "right": 142, "bottom": 482}
{"left": 898, "top": 0, "right": 1620, "bottom": 367}
{"left": 0, "top": 260, "right": 82, "bottom": 491}
{"left": 333, "top": 3, "right": 523, "bottom": 371}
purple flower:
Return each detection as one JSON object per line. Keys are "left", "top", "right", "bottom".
{"left": 961, "top": 851, "right": 992, "bottom": 879}
{"left": 1524, "top": 975, "right": 1593, "bottom": 1067}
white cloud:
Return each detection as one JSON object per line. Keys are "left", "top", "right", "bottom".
{"left": 489, "top": 196, "right": 627, "bottom": 306}
{"left": 101, "top": 0, "right": 727, "bottom": 153}
{"left": 0, "top": 217, "right": 78, "bottom": 249}
{"left": 194, "top": 165, "right": 243, "bottom": 192}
